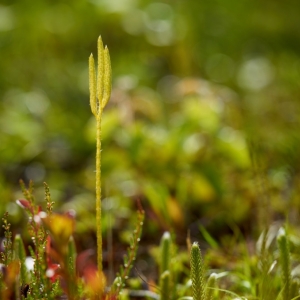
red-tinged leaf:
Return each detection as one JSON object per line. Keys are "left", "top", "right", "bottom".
{"left": 46, "top": 236, "right": 51, "bottom": 257}
{"left": 46, "top": 263, "right": 61, "bottom": 282}
{"left": 76, "top": 249, "right": 95, "bottom": 276}
{"left": 16, "top": 199, "right": 34, "bottom": 214}
{"left": 6, "top": 260, "right": 20, "bottom": 285}
{"left": 45, "top": 236, "right": 62, "bottom": 267}
{"left": 64, "top": 209, "right": 76, "bottom": 219}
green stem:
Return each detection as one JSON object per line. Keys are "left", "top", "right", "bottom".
{"left": 96, "top": 113, "right": 102, "bottom": 272}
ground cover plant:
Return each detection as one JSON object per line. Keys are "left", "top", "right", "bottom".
{"left": 1, "top": 34, "right": 300, "bottom": 300}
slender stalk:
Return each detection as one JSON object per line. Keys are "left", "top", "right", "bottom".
{"left": 96, "top": 113, "right": 102, "bottom": 271}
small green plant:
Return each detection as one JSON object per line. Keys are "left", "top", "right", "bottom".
{"left": 190, "top": 242, "right": 205, "bottom": 300}
{"left": 205, "top": 273, "right": 217, "bottom": 300}
{"left": 159, "top": 232, "right": 171, "bottom": 300}
{"left": 160, "top": 232, "right": 171, "bottom": 275}
{"left": 89, "top": 36, "right": 112, "bottom": 274}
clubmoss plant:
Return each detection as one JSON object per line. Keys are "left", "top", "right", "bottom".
{"left": 190, "top": 242, "right": 205, "bottom": 300}
{"left": 277, "top": 227, "right": 291, "bottom": 300}
{"left": 160, "top": 270, "right": 170, "bottom": 300}
{"left": 67, "top": 235, "right": 77, "bottom": 298}
{"left": 160, "top": 231, "right": 171, "bottom": 275}
{"left": 89, "top": 36, "right": 112, "bottom": 273}
{"left": 205, "top": 273, "right": 217, "bottom": 300}
{"left": 159, "top": 231, "right": 171, "bottom": 300}
{"left": 257, "top": 229, "right": 274, "bottom": 300}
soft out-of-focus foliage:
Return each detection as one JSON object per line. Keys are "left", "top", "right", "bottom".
{"left": 1, "top": 0, "right": 300, "bottom": 250}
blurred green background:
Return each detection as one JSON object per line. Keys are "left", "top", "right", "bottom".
{"left": 1, "top": 0, "right": 300, "bottom": 248}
